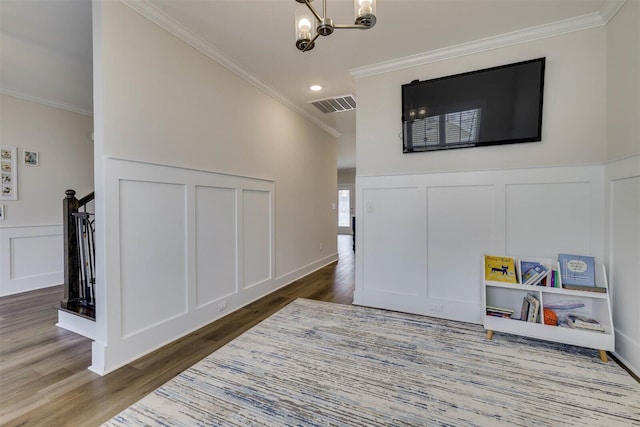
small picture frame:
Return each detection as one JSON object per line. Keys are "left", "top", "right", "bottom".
{"left": 0, "top": 146, "right": 17, "bottom": 200}
{"left": 0, "top": 204, "right": 4, "bottom": 221}
{"left": 24, "top": 150, "right": 39, "bottom": 166}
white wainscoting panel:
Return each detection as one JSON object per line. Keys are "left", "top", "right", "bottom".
{"left": 93, "top": 157, "right": 320, "bottom": 375}
{"left": 506, "top": 183, "right": 592, "bottom": 256}
{"left": 195, "top": 185, "right": 238, "bottom": 308}
{"left": 355, "top": 165, "right": 604, "bottom": 325}
{"left": 11, "top": 234, "right": 61, "bottom": 279}
{"left": 607, "top": 154, "right": 640, "bottom": 377}
{"left": 242, "top": 189, "right": 273, "bottom": 289}
{"left": 0, "top": 225, "right": 63, "bottom": 296}
{"left": 119, "top": 180, "right": 188, "bottom": 337}
{"left": 362, "top": 187, "right": 426, "bottom": 296}
{"left": 427, "top": 186, "right": 494, "bottom": 305}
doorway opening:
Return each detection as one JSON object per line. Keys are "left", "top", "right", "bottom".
{"left": 338, "top": 185, "right": 353, "bottom": 235}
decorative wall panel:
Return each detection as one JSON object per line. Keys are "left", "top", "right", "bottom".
{"left": 242, "top": 190, "right": 272, "bottom": 288}
{"left": 195, "top": 186, "right": 238, "bottom": 307}
{"left": 427, "top": 186, "right": 494, "bottom": 303}
{"left": 506, "top": 183, "right": 591, "bottom": 256}
{"left": 0, "top": 226, "right": 62, "bottom": 296}
{"left": 119, "top": 180, "right": 187, "bottom": 337}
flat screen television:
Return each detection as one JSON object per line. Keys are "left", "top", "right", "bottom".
{"left": 402, "top": 58, "right": 545, "bottom": 153}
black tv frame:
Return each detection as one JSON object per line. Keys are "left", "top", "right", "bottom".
{"left": 402, "top": 58, "right": 545, "bottom": 153}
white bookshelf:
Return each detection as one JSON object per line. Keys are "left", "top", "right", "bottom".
{"left": 483, "top": 257, "right": 614, "bottom": 362}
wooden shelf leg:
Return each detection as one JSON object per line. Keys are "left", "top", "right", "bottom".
{"left": 599, "top": 350, "right": 608, "bottom": 363}
{"left": 487, "top": 330, "right": 493, "bottom": 340}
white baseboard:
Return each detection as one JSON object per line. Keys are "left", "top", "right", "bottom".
{"left": 614, "top": 328, "right": 640, "bottom": 378}
{"left": 273, "top": 253, "right": 339, "bottom": 288}
{"left": 57, "top": 310, "right": 97, "bottom": 340}
{"left": 92, "top": 252, "right": 339, "bottom": 376}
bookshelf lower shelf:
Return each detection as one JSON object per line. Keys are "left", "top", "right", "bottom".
{"left": 483, "top": 316, "right": 615, "bottom": 352}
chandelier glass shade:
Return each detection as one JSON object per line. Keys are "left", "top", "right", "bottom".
{"left": 294, "top": 0, "right": 377, "bottom": 52}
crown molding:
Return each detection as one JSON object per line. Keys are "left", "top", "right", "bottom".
{"left": 350, "top": 11, "right": 607, "bottom": 79}
{"left": 0, "top": 88, "right": 93, "bottom": 117}
{"left": 599, "top": 0, "right": 628, "bottom": 24}
{"left": 120, "top": 0, "right": 340, "bottom": 139}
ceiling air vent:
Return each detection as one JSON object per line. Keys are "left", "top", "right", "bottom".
{"left": 310, "top": 94, "right": 356, "bottom": 113}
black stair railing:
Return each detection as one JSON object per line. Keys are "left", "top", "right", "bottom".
{"left": 61, "top": 189, "right": 96, "bottom": 319}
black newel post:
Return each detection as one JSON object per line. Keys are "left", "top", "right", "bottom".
{"left": 62, "top": 189, "right": 80, "bottom": 309}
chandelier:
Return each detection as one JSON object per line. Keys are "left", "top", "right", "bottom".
{"left": 294, "top": 0, "right": 377, "bottom": 52}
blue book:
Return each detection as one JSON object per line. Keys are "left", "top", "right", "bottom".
{"left": 520, "top": 261, "right": 542, "bottom": 277}
{"left": 522, "top": 264, "right": 546, "bottom": 286}
{"left": 558, "top": 254, "right": 595, "bottom": 287}
{"left": 520, "top": 261, "right": 541, "bottom": 271}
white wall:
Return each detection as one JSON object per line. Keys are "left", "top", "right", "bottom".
{"left": 356, "top": 27, "right": 606, "bottom": 176}
{"left": 353, "top": 28, "right": 614, "bottom": 348}
{"left": 338, "top": 168, "right": 356, "bottom": 186}
{"left": 90, "top": 1, "right": 337, "bottom": 374}
{"left": 337, "top": 131, "right": 356, "bottom": 170}
{"left": 606, "top": 0, "right": 640, "bottom": 162}
{"left": 0, "top": 94, "right": 93, "bottom": 295}
{"left": 605, "top": 0, "right": 640, "bottom": 376}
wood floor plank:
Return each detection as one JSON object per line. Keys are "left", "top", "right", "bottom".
{"left": 0, "top": 235, "right": 355, "bottom": 427}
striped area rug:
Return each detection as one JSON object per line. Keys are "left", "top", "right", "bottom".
{"left": 104, "top": 299, "right": 640, "bottom": 426}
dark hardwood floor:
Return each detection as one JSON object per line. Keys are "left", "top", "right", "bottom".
{"left": 0, "top": 235, "right": 355, "bottom": 427}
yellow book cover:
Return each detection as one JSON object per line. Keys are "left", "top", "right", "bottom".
{"left": 485, "top": 255, "right": 517, "bottom": 283}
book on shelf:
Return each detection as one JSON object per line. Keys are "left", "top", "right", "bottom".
{"left": 521, "top": 262, "right": 541, "bottom": 281}
{"left": 486, "top": 311, "right": 513, "bottom": 318}
{"left": 566, "top": 314, "right": 605, "bottom": 332}
{"left": 484, "top": 255, "right": 517, "bottom": 283}
{"left": 550, "top": 263, "right": 563, "bottom": 288}
{"left": 522, "top": 264, "right": 548, "bottom": 286}
{"left": 517, "top": 258, "right": 555, "bottom": 286}
{"left": 486, "top": 306, "right": 514, "bottom": 314}
{"left": 519, "top": 294, "right": 540, "bottom": 322}
{"left": 520, "top": 297, "right": 530, "bottom": 321}
{"left": 526, "top": 293, "right": 540, "bottom": 323}
{"left": 559, "top": 253, "right": 595, "bottom": 287}
{"left": 520, "top": 260, "right": 542, "bottom": 276}
{"left": 549, "top": 269, "right": 560, "bottom": 288}
{"left": 562, "top": 283, "right": 607, "bottom": 293}
{"left": 486, "top": 306, "right": 514, "bottom": 318}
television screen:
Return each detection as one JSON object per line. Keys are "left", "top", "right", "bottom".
{"left": 402, "top": 58, "right": 545, "bottom": 152}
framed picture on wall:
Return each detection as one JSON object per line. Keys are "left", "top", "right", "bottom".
{"left": 24, "top": 150, "right": 39, "bottom": 166}
{"left": 0, "top": 146, "right": 17, "bottom": 200}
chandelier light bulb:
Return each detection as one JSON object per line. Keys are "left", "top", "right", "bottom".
{"left": 354, "top": 0, "right": 376, "bottom": 27}
{"left": 295, "top": 5, "right": 317, "bottom": 51}
{"left": 298, "top": 18, "right": 311, "bottom": 32}
{"left": 358, "top": 0, "right": 372, "bottom": 15}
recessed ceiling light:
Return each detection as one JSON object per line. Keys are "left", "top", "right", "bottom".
{"left": 310, "top": 85, "right": 322, "bottom": 91}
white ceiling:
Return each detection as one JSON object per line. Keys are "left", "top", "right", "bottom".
{"left": 0, "top": 0, "right": 93, "bottom": 115}
{"left": 0, "top": 0, "right": 613, "bottom": 167}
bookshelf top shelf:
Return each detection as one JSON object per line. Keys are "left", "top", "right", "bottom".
{"left": 484, "top": 280, "right": 609, "bottom": 299}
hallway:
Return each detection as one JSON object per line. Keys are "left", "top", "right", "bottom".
{"left": 0, "top": 235, "right": 354, "bottom": 426}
